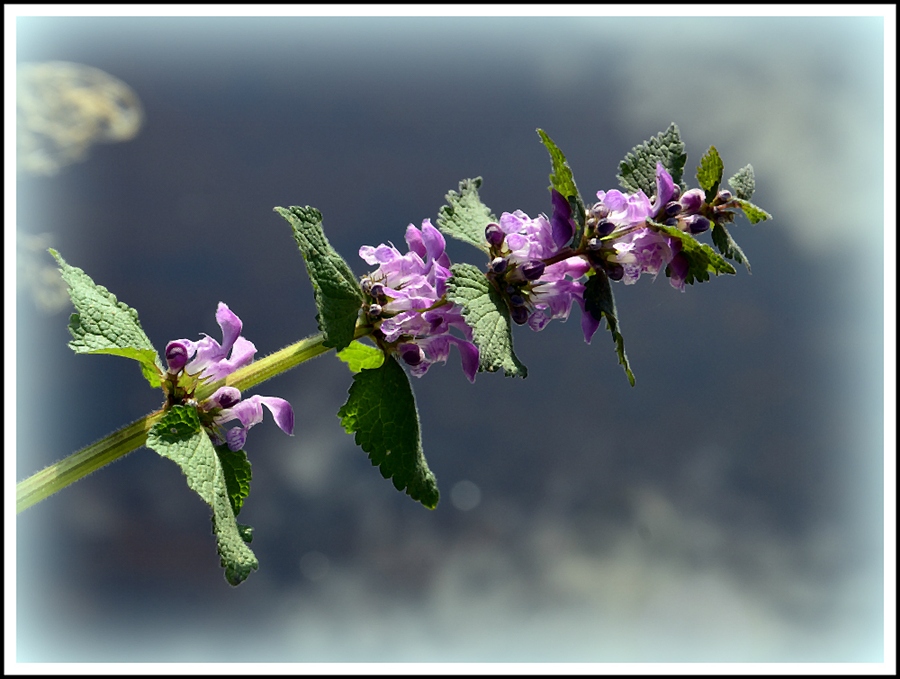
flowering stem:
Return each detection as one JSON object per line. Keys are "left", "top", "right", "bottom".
{"left": 16, "top": 325, "right": 373, "bottom": 514}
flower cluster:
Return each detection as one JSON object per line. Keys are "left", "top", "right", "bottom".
{"left": 484, "top": 194, "right": 590, "bottom": 334}
{"left": 358, "top": 163, "right": 734, "bottom": 382}
{"left": 585, "top": 162, "right": 684, "bottom": 288}
{"left": 359, "top": 220, "right": 479, "bottom": 382}
{"left": 165, "top": 302, "right": 294, "bottom": 451}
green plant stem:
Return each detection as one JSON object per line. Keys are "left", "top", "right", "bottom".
{"left": 16, "top": 326, "right": 373, "bottom": 514}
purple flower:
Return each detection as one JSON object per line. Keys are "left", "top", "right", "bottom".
{"left": 166, "top": 304, "right": 295, "bottom": 451}
{"left": 209, "top": 389, "right": 294, "bottom": 452}
{"left": 494, "top": 209, "right": 590, "bottom": 333}
{"left": 596, "top": 162, "right": 675, "bottom": 228}
{"left": 549, "top": 189, "right": 575, "bottom": 247}
{"left": 359, "top": 220, "right": 479, "bottom": 382}
{"left": 668, "top": 249, "right": 690, "bottom": 293}
{"left": 595, "top": 163, "right": 679, "bottom": 288}
{"left": 165, "top": 302, "right": 257, "bottom": 382}
{"left": 679, "top": 188, "right": 705, "bottom": 215}
{"left": 609, "top": 229, "right": 674, "bottom": 285}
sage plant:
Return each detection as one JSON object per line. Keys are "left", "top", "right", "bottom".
{"left": 16, "top": 124, "right": 771, "bottom": 585}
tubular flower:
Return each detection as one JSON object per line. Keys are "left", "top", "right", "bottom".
{"left": 165, "top": 302, "right": 257, "bottom": 381}
{"left": 206, "top": 388, "right": 294, "bottom": 452}
{"left": 164, "top": 303, "right": 295, "bottom": 451}
{"left": 359, "top": 219, "right": 479, "bottom": 382}
{"left": 488, "top": 197, "right": 590, "bottom": 333}
{"left": 594, "top": 163, "right": 681, "bottom": 288}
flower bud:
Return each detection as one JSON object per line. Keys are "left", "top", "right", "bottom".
{"left": 165, "top": 341, "right": 191, "bottom": 373}
{"left": 485, "top": 223, "right": 505, "bottom": 248}
{"left": 369, "top": 283, "right": 385, "bottom": 300}
{"left": 490, "top": 257, "right": 508, "bottom": 274}
{"left": 665, "top": 201, "right": 682, "bottom": 217}
{"left": 595, "top": 219, "right": 615, "bottom": 237}
{"left": 509, "top": 292, "right": 526, "bottom": 307}
{"left": 590, "top": 202, "right": 609, "bottom": 219}
{"left": 360, "top": 277, "right": 374, "bottom": 295}
{"left": 685, "top": 215, "right": 710, "bottom": 234}
{"left": 399, "top": 343, "right": 423, "bottom": 366}
{"left": 366, "top": 303, "right": 383, "bottom": 318}
{"left": 587, "top": 237, "right": 602, "bottom": 251}
{"left": 716, "top": 189, "right": 733, "bottom": 204}
{"left": 510, "top": 305, "right": 529, "bottom": 325}
{"left": 604, "top": 261, "right": 625, "bottom": 281}
{"left": 679, "top": 188, "right": 705, "bottom": 214}
{"left": 521, "top": 260, "right": 546, "bottom": 281}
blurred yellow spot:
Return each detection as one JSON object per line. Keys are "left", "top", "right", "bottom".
{"left": 17, "top": 231, "right": 69, "bottom": 314}
{"left": 16, "top": 61, "right": 143, "bottom": 175}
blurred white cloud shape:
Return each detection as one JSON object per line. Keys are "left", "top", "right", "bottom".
{"left": 16, "top": 61, "right": 143, "bottom": 175}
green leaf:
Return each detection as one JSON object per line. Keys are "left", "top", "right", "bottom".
{"left": 651, "top": 221, "right": 737, "bottom": 284}
{"left": 617, "top": 123, "right": 688, "bottom": 196}
{"left": 583, "top": 270, "right": 635, "bottom": 387}
{"left": 275, "top": 206, "right": 364, "bottom": 352}
{"left": 50, "top": 249, "right": 162, "bottom": 388}
{"left": 711, "top": 221, "right": 752, "bottom": 273}
{"left": 337, "top": 356, "right": 439, "bottom": 509}
{"left": 215, "top": 444, "right": 252, "bottom": 517}
{"left": 728, "top": 164, "right": 756, "bottom": 200}
{"left": 337, "top": 340, "right": 385, "bottom": 373}
{"left": 536, "top": 129, "right": 586, "bottom": 248}
{"left": 734, "top": 198, "right": 772, "bottom": 224}
{"left": 146, "top": 405, "right": 258, "bottom": 586}
{"left": 436, "top": 177, "right": 495, "bottom": 253}
{"left": 445, "top": 263, "right": 527, "bottom": 378}
{"left": 697, "top": 145, "right": 724, "bottom": 203}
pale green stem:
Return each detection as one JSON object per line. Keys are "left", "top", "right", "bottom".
{"left": 16, "top": 326, "right": 372, "bottom": 514}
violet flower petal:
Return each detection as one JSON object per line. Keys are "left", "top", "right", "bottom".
{"left": 214, "top": 302, "right": 243, "bottom": 356}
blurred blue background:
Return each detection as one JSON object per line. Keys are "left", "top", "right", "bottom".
{"left": 15, "top": 16, "right": 885, "bottom": 662}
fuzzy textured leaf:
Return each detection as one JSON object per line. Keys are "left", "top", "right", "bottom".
{"left": 445, "top": 263, "right": 527, "bottom": 378}
{"left": 584, "top": 270, "right": 634, "bottom": 386}
{"left": 50, "top": 249, "right": 162, "bottom": 387}
{"left": 537, "top": 129, "right": 586, "bottom": 248}
{"left": 215, "top": 444, "right": 252, "bottom": 517}
{"left": 337, "top": 356, "right": 439, "bottom": 509}
{"left": 617, "top": 123, "right": 687, "bottom": 196}
{"left": 735, "top": 198, "right": 772, "bottom": 224}
{"left": 697, "top": 146, "right": 724, "bottom": 203}
{"left": 275, "top": 206, "right": 364, "bottom": 352}
{"left": 652, "top": 222, "right": 736, "bottom": 284}
{"left": 337, "top": 340, "right": 385, "bottom": 373}
{"left": 728, "top": 164, "right": 756, "bottom": 200}
{"left": 146, "top": 405, "right": 258, "bottom": 585}
{"left": 711, "top": 221, "right": 752, "bottom": 273}
{"left": 436, "top": 178, "right": 495, "bottom": 252}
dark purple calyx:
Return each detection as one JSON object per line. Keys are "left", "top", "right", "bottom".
{"left": 400, "top": 343, "right": 423, "bottom": 366}
{"left": 521, "top": 260, "right": 545, "bottom": 281}
{"left": 595, "top": 219, "right": 615, "bottom": 237}
{"left": 604, "top": 261, "right": 625, "bottom": 281}
{"left": 686, "top": 215, "right": 710, "bottom": 234}
{"left": 485, "top": 223, "right": 505, "bottom": 248}
{"left": 510, "top": 305, "right": 529, "bottom": 325}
